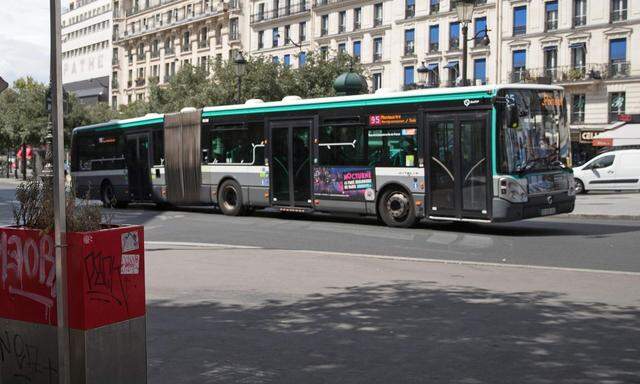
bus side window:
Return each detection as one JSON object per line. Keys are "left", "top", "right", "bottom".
{"left": 367, "top": 128, "right": 418, "bottom": 167}
{"left": 318, "top": 124, "right": 365, "bottom": 166}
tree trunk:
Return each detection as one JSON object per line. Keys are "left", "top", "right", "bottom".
{"left": 21, "top": 142, "right": 27, "bottom": 180}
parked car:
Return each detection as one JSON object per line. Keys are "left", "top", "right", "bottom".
{"left": 573, "top": 149, "right": 640, "bottom": 194}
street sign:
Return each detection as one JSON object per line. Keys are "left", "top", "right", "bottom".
{"left": 0, "top": 76, "right": 8, "bottom": 93}
{"left": 592, "top": 138, "right": 613, "bottom": 147}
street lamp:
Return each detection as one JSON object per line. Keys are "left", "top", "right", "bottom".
{"left": 456, "top": 0, "right": 476, "bottom": 86}
{"left": 416, "top": 61, "right": 429, "bottom": 88}
{"left": 233, "top": 50, "right": 247, "bottom": 103}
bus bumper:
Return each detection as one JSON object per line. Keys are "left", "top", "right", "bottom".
{"left": 492, "top": 193, "right": 575, "bottom": 222}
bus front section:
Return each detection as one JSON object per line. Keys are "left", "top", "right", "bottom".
{"left": 492, "top": 88, "right": 576, "bottom": 221}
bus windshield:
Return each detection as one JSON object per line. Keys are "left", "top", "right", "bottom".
{"left": 497, "top": 89, "right": 570, "bottom": 175}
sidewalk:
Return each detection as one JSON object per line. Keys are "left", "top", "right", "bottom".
{"left": 144, "top": 243, "right": 640, "bottom": 384}
{"left": 570, "top": 192, "right": 640, "bottom": 220}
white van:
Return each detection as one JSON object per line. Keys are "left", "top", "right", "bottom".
{"left": 573, "top": 149, "right": 640, "bottom": 194}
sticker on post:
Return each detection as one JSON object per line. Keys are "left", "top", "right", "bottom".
{"left": 121, "top": 254, "right": 140, "bottom": 275}
{"left": 121, "top": 231, "right": 140, "bottom": 253}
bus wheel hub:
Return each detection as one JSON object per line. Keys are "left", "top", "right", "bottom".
{"left": 387, "top": 193, "right": 409, "bottom": 219}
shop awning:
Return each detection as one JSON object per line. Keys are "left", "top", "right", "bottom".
{"left": 592, "top": 123, "right": 640, "bottom": 146}
{"left": 427, "top": 63, "right": 438, "bottom": 71}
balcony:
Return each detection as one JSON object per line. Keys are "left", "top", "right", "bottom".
{"left": 573, "top": 15, "right": 586, "bottom": 27}
{"left": 611, "top": 9, "right": 627, "bottom": 22}
{"left": 165, "top": 47, "right": 175, "bottom": 56}
{"left": 229, "top": 32, "right": 240, "bottom": 41}
{"left": 608, "top": 61, "right": 630, "bottom": 78}
{"left": 125, "top": 0, "right": 180, "bottom": 17}
{"left": 150, "top": 50, "right": 160, "bottom": 59}
{"left": 135, "top": 78, "right": 146, "bottom": 87}
{"left": 198, "top": 40, "right": 209, "bottom": 49}
{"left": 374, "top": 18, "right": 383, "bottom": 27}
{"left": 250, "top": 2, "right": 309, "bottom": 24}
{"left": 338, "top": 25, "right": 345, "bottom": 33}
{"left": 509, "top": 63, "right": 631, "bottom": 85}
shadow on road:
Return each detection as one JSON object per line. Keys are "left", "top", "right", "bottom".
{"left": 147, "top": 281, "right": 640, "bottom": 384}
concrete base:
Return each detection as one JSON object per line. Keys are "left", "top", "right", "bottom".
{"left": 1, "top": 316, "right": 147, "bottom": 384}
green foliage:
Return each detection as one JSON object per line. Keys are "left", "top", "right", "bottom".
{"left": 0, "top": 77, "right": 49, "bottom": 148}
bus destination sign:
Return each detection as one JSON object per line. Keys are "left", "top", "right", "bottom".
{"left": 369, "top": 114, "right": 417, "bottom": 126}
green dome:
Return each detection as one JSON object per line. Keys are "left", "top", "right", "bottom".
{"left": 333, "top": 70, "right": 368, "bottom": 96}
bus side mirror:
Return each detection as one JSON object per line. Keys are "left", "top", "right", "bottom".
{"left": 506, "top": 104, "right": 519, "bottom": 129}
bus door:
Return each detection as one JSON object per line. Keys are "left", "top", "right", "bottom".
{"left": 125, "top": 133, "right": 153, "bottom": 201}
{"left": 425, "top": 112, "right": 491, "bottom": 220}
{"left": 268, "top": 119, "right": 313, "bottom": 207}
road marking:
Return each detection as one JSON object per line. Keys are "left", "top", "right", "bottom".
{"left": 144, "top": 240, "right": 640, "bottom": 277}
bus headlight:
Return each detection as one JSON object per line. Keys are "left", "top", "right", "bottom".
{"left": 567, "top": 174, "right": 576, "bottom": 196}
{"left": 499, "top": 177, "right": 528, "bottom": 203}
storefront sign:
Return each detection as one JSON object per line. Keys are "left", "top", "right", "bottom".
{"left": 313, "top": 166, "right": 375, "bottom": 201}
{"left": 579, "top": 131, "right": 600, "bottom": 143}
{"left": 369, "top": 114, "right": 417, "bottom": 126}
{"left": 592, "top": 138, "right": 613, "bottom": 147}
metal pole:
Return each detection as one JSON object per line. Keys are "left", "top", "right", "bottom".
{"left": 50, "top": 0, "right": 70, "bottom": 383}
{"left": 237, "top": 76, "right": 242, "bottom": 104}
{"left": 462, "top": 23, "right": 468, "bottom": 86}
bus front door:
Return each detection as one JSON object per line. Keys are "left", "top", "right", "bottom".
{"left": 426, "top": 112, "right": 491, "bottom": 220}
{"left": 125, "top": 133, "right": 153, "bottom": 201}
{"left": 269, "top": 120, "right": 313, "bottom": 207}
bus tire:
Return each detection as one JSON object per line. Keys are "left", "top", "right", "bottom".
{"left": 101, "top": 181, "right": 116, "bottom": 208}
{"left": 218, "top": 180, "right": 245, "bottom": 216}
{"left": 378, "top": 188, "right": 417, "bottom": 228}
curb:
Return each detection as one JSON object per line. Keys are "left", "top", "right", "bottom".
{"left": 563, "top": 213, "right": 640, "bottom": 221}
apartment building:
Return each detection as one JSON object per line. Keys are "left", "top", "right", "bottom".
{"left": 112, "top": 0, "right": 245, "bottom": 106}
{"left": 248, "top": 0, "right": 498, "bottom": 91}
{"left": 61, "top": 0, "right": 113, "bottom": 104}
{"left": 499, "top": 0, "right": 640, "bottom": 164}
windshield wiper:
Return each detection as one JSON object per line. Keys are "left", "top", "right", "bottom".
{"left": 517, "top": 153, "right": 564, "bottom": 174}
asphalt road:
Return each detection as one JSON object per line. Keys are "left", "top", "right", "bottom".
{"left": 2, "top": 179, "right": 639, "bottom": 273}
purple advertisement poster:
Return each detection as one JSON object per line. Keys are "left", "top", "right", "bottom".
{"left": 313, "top": 167, "right": 375, "bottom": 201}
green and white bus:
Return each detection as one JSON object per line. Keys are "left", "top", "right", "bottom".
{"left": 71, "top": 84, "right": 575, "bottom": 226}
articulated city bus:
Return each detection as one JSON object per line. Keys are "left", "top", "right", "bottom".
{"left": 71, "top": 84, "right": 575, "bottom": 226}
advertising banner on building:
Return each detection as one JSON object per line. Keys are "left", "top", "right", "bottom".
{"left": 313, "top": 166, "right": 375, "bottom": 201}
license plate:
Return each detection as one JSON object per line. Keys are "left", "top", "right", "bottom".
{"left": 540, "top": 207, "right": 556, "bottom": 216}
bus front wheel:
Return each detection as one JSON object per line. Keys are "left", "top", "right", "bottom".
{"left": 219, "top": 180, "right": 245, "bottom": 216}
{"left": 378, "top": 188, "right": 417, "bottom": 228}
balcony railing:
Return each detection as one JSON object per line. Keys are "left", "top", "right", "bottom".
{"left": 545, "top": 19, "right": 558, "bottom": 31}
{"left": 165, "top": 47, "right": 175, "bottom": 55}
{"left": 250, "top": 2, "right": 309, "bottom": 23}
{"left": 449, "top": 38, "right": 460, "bottom": 50}
{"left": 198, "top": 40, "right": 209, "bottom": 49}
{"left": 611, "top": 9, "right": 627, "bottom": 22}
{"left": 405, "top": 5, "right": 415, "bottom": 19}
{"left": 125, "top": 0, "right": 180, "bottom": 17}
{"left": 321, "top": 28, "right": 328, "bottom": 36}
{"left": 150, "top": 50, "right": 160, "bottom": 59}
{"left": 374, "top": 17, "right": 383, "bottom": 27}
{"left": 135, "top": 78, "right": 146, "bottom": 87}
{"left": 513, "top": 25, "right": 526, "bottom": 36}
{"left": 573, "top": 15, "right": 586, "bottom": 27}
{"left": 429, "top": 43, "right": 439, "bottom": 53}
{"left": 353, "top": 21, "right": 361, "bottom": 30}
{"left": 404, "top": 43, "right": 415, "bottom": 56}
{"left": 373, "top": 53, "right": 382, "bottom": 62}
{"left": 509, "top": 63, "right": 631, "bottom": 84}
{"left": 338, "top": 25, "right": 345, "bottom": 33}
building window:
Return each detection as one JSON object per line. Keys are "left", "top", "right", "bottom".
{"left": 338, "top": 11, "right": 346, "bottom": 33}
{"left": 374, "top": 3, "right": 383, "bottom": 27}
{"left": 445, "top": 61, "right": 459, "bottom": 86}
{"left": 272, "top": 55, "right": 279, "bottom": 64}
{"left": 474, "top": 17, "right": 486, "bottom": 46}
{"left": 430, "top": 0, "right": 439, "bottom": 14}
{"left": 321, "top": 14, "right": 329, "bottom": 36}
{"left": 545, "top": 1, "right": 558, "bottom": 31}
{"left": 272, "top": 28, "right": 279, "bottom": 47}
{"left": 429, "top": 25, "right": 439, "bottom": 53}
{"left": 373, "top": 37, "right": 383, "bottom": 61}
{"left": 571, "top": 94, "right": 586, "bottom": 124}
{"left": 473, "top": 58, "right": 486, "bottom": 85}
{"left": 573, "top": 0, "right": 586, "bottom": 26}
{"left": 353, "top": 41, "right": 361, "bottom": 62}
{"left": 609, "top": 92, "right": 625, "bottom": 122}
{"left": 182, "top": 31, "right": 190, "bottom": 51}
{"left": 570, "top": 42, "right": 586, "bottom": 74}
{"left": 426, "top": 63, "right": 439, "bottom": 87}
{"left": 284, "top": 54, "right": 291, "bottom": 66}
{"left": 199, "top": 27, "right": 208, "bottom": 48}
{"left": 611, "top": 0, "right": 627, "bottom": 22}
{"left": 299, "top": 21, "right": 307, "bottom": 41}
{"left": 257, "top": 3, "right": 265, "bottom": 21}
{"left": 298, "top": 51, "right": 306, "bottom": 67}
{"left": 354, "top": 8, "right": 362, "bottom": 30}
{"left": 372, "top": 73, "right": 382, "bottom": 91}
{"left": 338, "top": 43, "right": 346, "bottom": 54}
{"left": 513, "top": 6, "right": 527, "bottom": 36}
{"left": 512, "top": 50, "right": 527, "bottom": 82}
{"left": 404, "top": 28, "right": 415, "bottom": 55}
{"left": 284, "top": 24, "right": 291, "bottom": 42}
{"left": 258, "top": 30, "right": 264, "bottom": 49}
{"left": 609, "top": 38, "right": 628, "bottom": 76}
{"left": 404, "top": 66, "right": 414, "bottom": 86}
{"left": 320, "top": 46, "right": 328, "bottom": 59}
{"left": 405, "top": 0, "right": 415, "bottom": 18}
{"left": 543, "top": 46, "right": 558, "bottom": 79}
{"left": 449, "top": 22, "right": 460, "bottom": 50}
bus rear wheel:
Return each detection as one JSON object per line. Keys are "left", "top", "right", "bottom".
{"left": 219, "top": 180, "right": 245, "bottom": 216}
{"left": 378, "top": 188, "right": 417, "bottom": 228}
